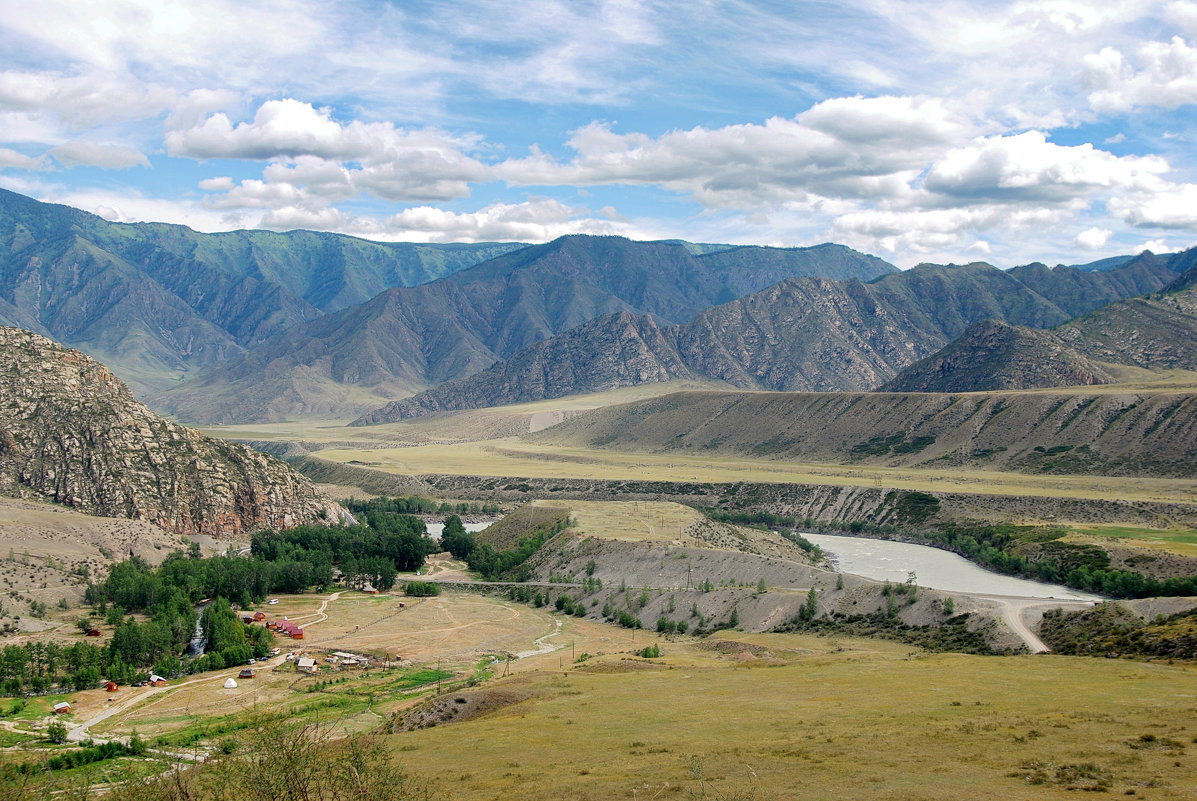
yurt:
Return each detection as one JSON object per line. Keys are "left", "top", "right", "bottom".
{"left": 223, "top": 678, "right": 238, "bottom": 689}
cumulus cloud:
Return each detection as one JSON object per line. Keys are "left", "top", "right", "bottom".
{"left": 497, "top": 95, "right": 976, "bottom": 208}
{"left": 923, "top": 131, "right": 1169, "bottom": 203}
{"left": 380, "top": 198, "right": 626, "bottom": 242}
{"left": 0, "top": 70, "right": 176, "bottom": 128}
{"left": 252, "top": 197, "right": 628, "bottom": 243}
{"left": 1074, "top": 226, "right": 1114, "bottom": 249}
{"left": 830, "top": 204, "right": 1069, "bottom": 256}
{"left": 178, "top": 100, "right": 488, "bottom": 203}
{"left": 1085, "top": 36, "right": 1197, "bottom": 111}
{"left": 48, "top": 141, "right": 148, "bottom": 169}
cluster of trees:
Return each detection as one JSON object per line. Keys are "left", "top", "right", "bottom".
{"left": 252, "top": 513, "right": 432, "bottom": 591}
{"left": 466, "top": 516, "right": 570, "bottom": 580}
{"left": 345, "top": 495, "right": 499, "bottom": 516}
{"left": 920, "top": 523, "right": 1197, "bottom": 598}
{"left": 5, "top": 736, "right": 147, "bottom": 778}
{"left": 0, "top": 641, "right": 110, "bottom": 694}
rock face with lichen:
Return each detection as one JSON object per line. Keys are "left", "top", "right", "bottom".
{"left": 0, "top": 327, "right": 346, "bottom": 537}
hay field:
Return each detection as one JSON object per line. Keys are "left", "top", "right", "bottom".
{"left": 392, "top": 630, "right": 1197, "bottom": 801}
{"left": 310, "top": 438, "right": 1197, "bottom": 504}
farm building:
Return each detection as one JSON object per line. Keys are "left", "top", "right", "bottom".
{"left": 238, "top": 668, "right": 256, "bottom": 679}
{"left": 330, "top": 651, "right": 368, "bottom": 667}
{"left": 52, "top": 702, "right": 71, "bottom": 714}
{"left": 149, "top": 674, "right": 167, "bottom": 686}
{"left": 105, "top": 681, "right": 118, "bottom": 692}
{"left": 253, "top": 611, "right": 267, "bottom": 621}
{"left": 296, "top": 658, "right": 317, "bottom": 674}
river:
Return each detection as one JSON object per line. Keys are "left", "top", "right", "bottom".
{"left": 424, "top": 520, "right": 493, "bottom": 542}
{"left": 802, "top": 532, "right": 1102, "bottom": 600}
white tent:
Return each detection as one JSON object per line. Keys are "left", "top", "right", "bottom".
{"left": 223, "top": 678, "right": 238, "bottom": 689}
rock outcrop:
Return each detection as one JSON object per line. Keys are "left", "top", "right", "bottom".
{"left": 0, "top": 327, "right": 346, "bottom": 536}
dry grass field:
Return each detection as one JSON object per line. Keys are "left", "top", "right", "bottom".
{"left": 532, "top": 499, "right": 708, "bottom": 543}
{"left": 307, "top": 438, "right": 1197, "bottom": 504}
{"left": 199, "top": 381, "right": 723, "bottom": 446}
{"left": 391, "top": 630, "right": 1197, "bottom": 801}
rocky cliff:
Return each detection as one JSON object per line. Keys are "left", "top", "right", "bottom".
{"left": 0, "top": 327, "right": 346, "bottom": 536}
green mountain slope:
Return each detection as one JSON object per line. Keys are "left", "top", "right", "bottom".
{"left": 0, "top": 188, "right": 523, "bottom": 394}
{"left": 158, "top": 235, "right": 898, "bottom": 422}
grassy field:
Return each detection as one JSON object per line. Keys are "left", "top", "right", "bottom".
{"left": 532, "top": 499, "right": 707, "bottom": 543}
{"left": 306, "top": 438, "right": 1197, "bottom": 504}
{"left": 1064, "top": 525, "right": 1197, "bottom": 557}
{"left": 390, "top": 630, "right": 1197, "bottom": 801}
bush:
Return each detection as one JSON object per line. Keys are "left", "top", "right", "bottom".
{"left": 404, "top": 581, "right": 441, "bottom": 597}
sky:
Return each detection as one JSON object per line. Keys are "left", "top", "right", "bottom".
{"left": 0, "top": 0, "right": 1195, "bottom": 268}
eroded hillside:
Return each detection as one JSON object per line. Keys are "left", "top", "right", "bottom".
{"left": 530, "top": 388, "right": 1197, "bottom": 477}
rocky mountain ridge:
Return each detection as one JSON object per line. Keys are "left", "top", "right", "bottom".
{"left": 879, "top": 320, "right": 1120, "bottom": 392}
{"left": 354, "top": 251, "right": 1188, "bottom": 422}
{"left": 155, "top": 235, "right": 897, "bottom": 423}
{"left": 0, "top": 327, "right": 345, "bottom": 536}
{"left": 886, "top": 286, "right": 1197, "bottom": 392}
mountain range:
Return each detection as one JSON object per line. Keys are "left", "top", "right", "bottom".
{"left": 2, "top": 188, "right": 1194, "bottom": 429}
{"left": 0, "top": 188, "right": 522, "bottom": 396}
{"left": 354, "top": 250, "right": 1190, "bottom": 423}
{"left": 151, "top": 234, "right": 898, "bottom": 422}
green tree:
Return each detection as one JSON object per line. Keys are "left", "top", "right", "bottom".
{"left": 46, "top": 720, "right": 68, "bottom": 744}
{"left": 439, "top": 515, "right": 475, "bottom": 559}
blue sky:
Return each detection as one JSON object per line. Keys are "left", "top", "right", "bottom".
{"left": 1, "top": 0, "right": 1196, "bottom": 267}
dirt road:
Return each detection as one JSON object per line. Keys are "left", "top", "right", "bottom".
{"left": 972, "top": 594, "right": 1096, "bottom": 653}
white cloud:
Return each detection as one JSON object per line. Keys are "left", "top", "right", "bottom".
{"left": 923, "top": 131, "right": 1169, "bottom": 203}
{"left": 830, "top": 204, "right": 1070, "bottom": 257}
{"left": 1108, "top": 182, "right": 1197, "bottom": 230}
{"left": 497, "top": 96, "right": 976, "bottom": 208}
{"left": 177, "top": 100, "right": 488, "bottom": 203}
{"left": 1074, "top": 226, "right": 1113, "bottom": 249}
{"left": 0, "top": 148, "right": 49, "bottom": 170}
{"left": 48, "top": 141, "right": 148, "bottom": 169}
{"left": 1085, "top": 36, "right": 1197, "bottom": 111}
{"left": 0, "top": 70, "right": 176, "bottom": 128}
{"left": 381, "top": 198, "right": 627, "bottom": 243}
